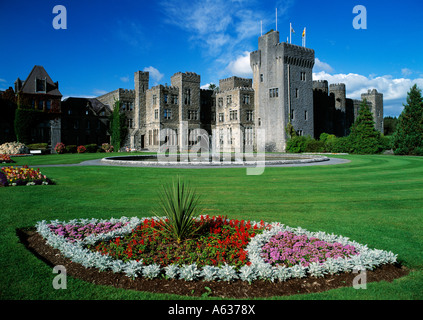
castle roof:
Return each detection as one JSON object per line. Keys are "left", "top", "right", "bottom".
{"left": 17, "top": 65, "right": 62, "bottom": 97}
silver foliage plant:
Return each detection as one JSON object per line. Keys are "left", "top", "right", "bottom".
{"left": 36, "top": 216, "right": 398, "bottom": 283}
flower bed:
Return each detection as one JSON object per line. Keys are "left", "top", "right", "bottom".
{"left": 35, "top": 216, "right": 398, "bottom": 282}
{"left": 0, "top": 154, "right": 15, "bottom": 164}
{"left": 1, "top": 165, "right": 54, "bottom": 186}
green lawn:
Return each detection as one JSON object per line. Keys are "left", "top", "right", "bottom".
{"left": 1, "top": 154, "right": 422, "bottom": 300}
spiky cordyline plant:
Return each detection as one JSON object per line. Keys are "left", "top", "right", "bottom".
{"left": 154, "top": 178, "right": 203, "bottom": 244}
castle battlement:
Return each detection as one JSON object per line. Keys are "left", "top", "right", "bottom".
{"left": 218, "top": 87, "right": 255, "bottom": 95}
{"left": 171, "top": 71, "right": 201, "bottom": 83}
{"left": 329, "top": 83, "right": 346, "bottom": 91}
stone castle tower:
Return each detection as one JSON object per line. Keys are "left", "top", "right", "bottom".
{"left": 250, "top": 30, "right": 315, "bottom": 152}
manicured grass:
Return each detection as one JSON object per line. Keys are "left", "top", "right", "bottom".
{"left": 0, "top": 154, "right": 422, "bottom": 300}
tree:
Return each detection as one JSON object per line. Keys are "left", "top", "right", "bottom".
{"left": 384, "top": 116, "right": 398, "bottom": 136}
{"left": 348, "top": 99, "right": 382, "bottom": 154}
{"left": 392, "top": 84, "right": 423, "bottom": 155}
{"left": 109, "top": 100, "right": 127, "bottom": 151}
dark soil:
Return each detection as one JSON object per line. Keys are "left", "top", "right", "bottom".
{"left": 17, "top": 228, "right": 410, "bottom": 299}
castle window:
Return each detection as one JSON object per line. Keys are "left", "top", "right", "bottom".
{"left": 219, "top": 129, "right": 224, "bottom": 145}
{"left": 230, "top": 110, "right": 238, "bottom": 121}
{"left": 227, "top": 95, "right": 232, "bottom": 105}
{"left": 218, "top": 98, "right": 223, "bottom": 108}
{"left": 295, "top": 88, "right": 299, "bottom": 98}
{"left": 269, "top": 88, "right": 279, "bottom": 98}
{"left": 305, "top": 110, "right": 308, "bottom": 121}
{"left": 184, "top": 89, "right": 191, "bottom": 105}
{"left": 260, "top": 74, "right": 263, "bottom": 82}
{"left": 228, "top": 128, "right": 232, "bottom": 145}
{"left": 246, "top": 110, "right": 254, "bottom": 122}
{"left": 35, "top": 78, "right": 46, "bottom": 93}
{"left": 164, "top": 94, "right": 168, "bottom": 104}
{"left": 296, "top": 130, "right": 303, "bottom": 136}
{"left": 38, "top": 100, "right": 44, "bottom": 110}
{"left": 46, "top": 100, "right": 51, "bottom": 110}
{"left": 164, "top": 109, "right": 172, "bottom": 120}
{"left": 148, "top": 130, "right": 152, "bottom": 145}
{"left": 129, "top": 102, "right": 133, "bottom": 111}
{"left": 300, "top": 72, "right": 306, "bottom": 81}
{"left": 188, "top": 110, "right": 198, "bottom": 120}
{"left": 153, "top": 129, "right": 159, "bottom": 145}
{"left": 219, "top": 113, "right": 224, "bottom": 122}
{"left": 172, "top": 95, "right": 178, "bottom": 104}
{"left": 243, "top": 94, "right": 250, "bottom": 105}
{"left": 258, "top": 118, "right": 261, "bottom": 126}
{"left": 153, "top": 95, "right": 157, "bottom": 105}
{"left": 290, "top": 109, "right": 295, "bottom": 120}
{"left": 154, "top": 109, "right": 159, "bottom": 120}
{"left": 245, "top": 127, "right": 254, "bottom": 145}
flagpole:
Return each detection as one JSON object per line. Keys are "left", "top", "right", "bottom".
{"left": 290, "top": 23, "right": 292, "bottom": 44}
{"left": 261, "top": 20, "right": 263, "bottom": 36}
{"left": 276, "top": 8, "right": 278, "bottom": 31}
{"left": 304, "top": 27, "right": 306, "bottom": 47}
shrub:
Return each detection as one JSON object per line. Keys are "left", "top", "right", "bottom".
{"left": 66, "top": 145, "right": 77, "bottom": 153}
{"left": 27, "top": 143, "right": 48, "bottom": 150}
{"left": 101, "top": 143, "right": 114, "bottom": 153}
{"left": 286, "top": 136, "right": 309, "bottom": 153}
{"left": 77, "top": 145, "right": 86, "bottom": 154}
{"left": 154, "top": 178, "right": 203, "bottom": 244}
{"left": 84, "top": 144, "right": 98, "bottom": 153}
{"left": 54, "top": 142, "right": 66, "bottom": 154}
{"left": 305, "top": 139, "right": 325, "bottom": 153}
{"left": 330, "top": 136, "right": 351, "bottom": 153}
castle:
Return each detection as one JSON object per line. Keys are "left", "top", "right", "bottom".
{"left": 1, "top": 31, "right": 383, "bottom": 152}
{"left": 97, "top": 30, "right": 384, "bottom": 153}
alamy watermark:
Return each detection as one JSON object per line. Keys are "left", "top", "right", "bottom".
{"left": 52, "top": 265, "right": 67, "bottom": 289}
{"left": 352, "top": 268, "right": 367, "bottom": 290}
{"left": 52, "top": 5, "right": 67, "bottom": 30}
{"left": 353, "top": 5, "right": 367, "bottom": 29}
{"left": 156, "top": 122, "right": 266, "bottom": 175}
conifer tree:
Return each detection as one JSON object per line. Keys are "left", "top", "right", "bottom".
{"left": 392, "top": 84, "right": 423, "bottom": 155}
{"left": 348, "top": 99, "right": 382, "bottom": 154}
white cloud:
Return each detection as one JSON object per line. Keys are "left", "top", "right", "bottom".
{"left": 313, "top": 71, "right": 423, "bottom": 116}
{"left": 143, "top": 66, "right": 164, "bottom": 85}
{"left": 401, "top": 68, "right": 413, "bottom": 77}
{"left": 93, "top": 89, "right": 108, "bottom": 96}
{"left": 120, "top": 76, "right": 130, "bottom": 83}
{"left": 0, "top": 78, "right": 6, "bottom": 83}
{"left": 226, "top": 51, "right": 253, "bottom": 77}
{"left": 160, "top": 0, "right": 294, "bottom": 78}
{"left": 314, "top": 58, "right": 334, "bottom": 73}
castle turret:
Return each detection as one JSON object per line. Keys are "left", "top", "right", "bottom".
{"left": 170, "top": 72, "right": 201, "bottom": 148}
{"left": 329, "top": 83, "right": 347, "bottom": 136}
{"left": 361, "top": 89, "right": 383, "bottom": 133}
{"left": 134, "top": 71, "right": 149, "bottom": 148}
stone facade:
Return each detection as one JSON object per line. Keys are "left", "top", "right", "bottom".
{"left": 250, "top": 30, "right": 315, "bottom": 151}
{"left": 313, "top": 80, "right": 384, "bottom": 138}
{"left": 95, "top": 31, "right": 384, "bottom": 153}
{"left": 213, "top": 77, "right": 255, "bottom": 152}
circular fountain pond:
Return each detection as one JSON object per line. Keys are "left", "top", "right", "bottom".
{"left": 101, "top": 153, "right": 330, "bottom": 168}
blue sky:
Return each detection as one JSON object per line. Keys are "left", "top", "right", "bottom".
{"left": 0, "top": 0, "right": 422, "bottom": 117}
